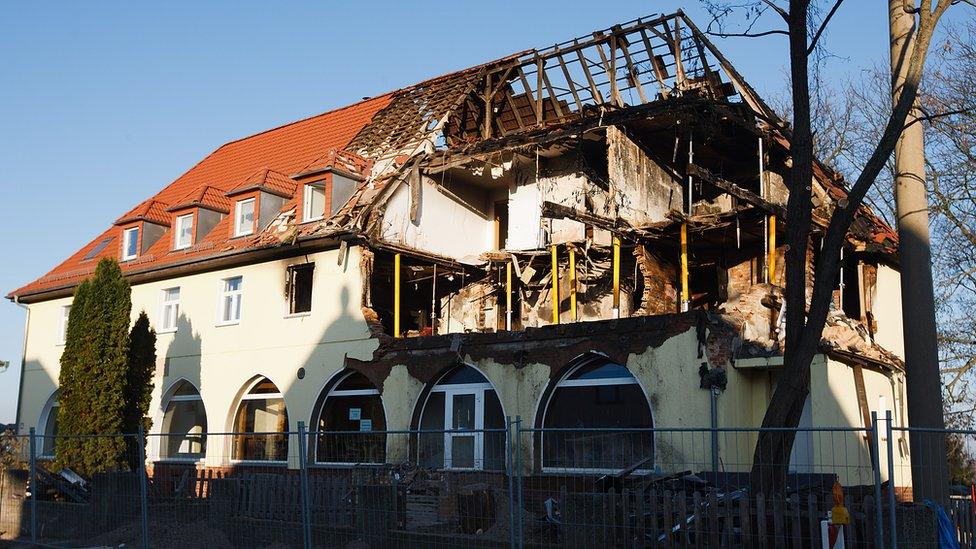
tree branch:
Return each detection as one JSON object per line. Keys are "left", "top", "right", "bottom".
{"left": 807, "top": 0, "right": 845, "bottom": 55}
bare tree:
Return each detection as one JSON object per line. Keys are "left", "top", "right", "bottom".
{"left": 703, "top": 0, "right": 956, "bottom": 494}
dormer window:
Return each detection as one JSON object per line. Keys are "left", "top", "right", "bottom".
{"left": 174, "top": 214, "right": 194, "bottom": 249}
{"left": 235, "top": 198, "right": 255, "bottom": 236}
{"left": 122, "top": 227, "right": 139, "bottom": 261}
{"left": 303, "top": 183, "right": 327, "bottom": 222}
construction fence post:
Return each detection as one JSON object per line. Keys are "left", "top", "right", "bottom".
{"left": 137, "top": 426, "right": 150, "bottom": 549}
{"left": 515, "top": 416, "right": 524, "bottom": 549}
{"left": 870, "top": 412, "right": 885, "bottom": 548}
{"left": 28, "top": 427, "right": 37, "bottom": 546}
{"left": 297, "top": 421, "right": 312, "bottom": 549}
{"left": 506, "top": 416, "right": 516, "bottom": 549}
{"left": 886, "top": 410, "right": 898, "bottom": 549}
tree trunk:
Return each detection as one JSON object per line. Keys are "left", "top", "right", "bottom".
{"left": 889, "top": 0, "right": 948, "bottom": 504}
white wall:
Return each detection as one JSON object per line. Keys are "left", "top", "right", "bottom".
{"left": 380, "top": 176, "right": 492, "bottom": 259}
{"left": 18, "top": 246, "right": 379, "bottom": 467}
{"left": 872, "top": 264, "right": 905, "bottom": 359}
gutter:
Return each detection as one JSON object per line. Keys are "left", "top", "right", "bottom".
{"left": 12, "top": 296, "right": 29, "bottom": 434}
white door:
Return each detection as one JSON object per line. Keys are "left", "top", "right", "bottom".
{"left": 443, "top": 388, "right": 485, "bottom": 470}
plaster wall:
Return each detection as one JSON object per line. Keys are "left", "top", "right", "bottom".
{"left": 18, "top": 246, "right": 379, "bottom": 468}
{"left": 380, "top": 176, "right": 492, "bottom": 259}
{"left": 872, "top": 264, "right": 905, "bottom": 359}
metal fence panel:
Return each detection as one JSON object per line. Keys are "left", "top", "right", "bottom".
{"left": 1, "top": 420, "right": 974, "bottom": 548}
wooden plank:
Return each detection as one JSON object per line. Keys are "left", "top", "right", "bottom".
{"left": 808, "top": 494, "right": 821, "bottom": 548}
{"left": 791, "top": 496, "right": 802, "bottom": 548}
{"left": 618, "top": 39, "right": 649, "bottom": 103}
{"left": 693, "top": 491, "right": 703, "bottom": 549}
{"left": 756, "top": 494, "right": 768, "bottom": 549}
{"left": 515, "top": 65, "right": 538, "bottom": 125}
{"left": 686, "top": 163, "right": 787, "bottom": 218}
{"left": 677, "top": 490, "right": 688, "bottom": 548}
{"left": 706, "top": 492, "right": 719, "bottom": 548}
{"left": 638, "top": 27, "right": 670, "bottom": 98}
{"left": 575, "top": 47, "right": 605, "bottom": 104}
{"left": 649, "top": 489, "right": 661, "bottom": 548}
{"left": 503, "top": 87, "right": 527, "bottom": 131}
{"left": 772, "top": 494, "right": 785, "bottom": 547}
{"left": 636, "top": 485, "right": 646, "bottom": 547}
{"left": 535, "top": 58, "right": 544, "bottom": 124}
{"left": 555, "top": 53, "right": 584, "bottom": 111}
{"left": 662, "top": 490, "right": 673, "bottom": 547}
{"left": 853, "top": 364, "right": 874, "bottom": 439}
{"left": 540, "top": 68, "right": 565, "bottom": 120}
{"left": 664, "top": 18, "right": 686, "bottom": 87}
{"left": 738, "top": 494, "right": 752, "bottom": 546}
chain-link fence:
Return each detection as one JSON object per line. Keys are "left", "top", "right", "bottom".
{"left": 0, "top": 416, "right": 972, "bottom": 548}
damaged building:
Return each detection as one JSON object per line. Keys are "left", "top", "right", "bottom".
{"left": 11, "top": 11, "right": 909, "bottom": 490}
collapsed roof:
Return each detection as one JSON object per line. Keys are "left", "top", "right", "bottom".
{"left": 9, "top": 10, "right": 896, "bottom": 301}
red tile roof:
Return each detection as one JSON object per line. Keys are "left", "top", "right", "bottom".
{"left": 226, "top": 167, "right": 296, "bottom": 198}
{"left": 115, "top": 199, "right": 172, "bottom": 226}
{"left": 10, "top": 94, "right": 392, "bottom": 299}
{"left": 167, "top": 185, "right": 232, "bottom": 214}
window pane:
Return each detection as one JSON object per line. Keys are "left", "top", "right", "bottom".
{"left": 316, "top": 393, "right": 386, "bottom": 463}
{"left": 225, "top": 277, "right": 242, "bottom": 292}
{"left": 42, "top": 404, "right": 59, "bottom": 456}
{"left": 568, "top": 361, "right": 636, "bottom": 381}
{"left": 439, "top": 366, "right": 489, "bottom": 385}
{"left": 452, "top": 393, "right": 475, "bottom": 430}
{"left": 177, "top": 215, "right": 193, "bottom": 247}
{"left": 450, "top": 436, "right": 475, "bottom": 469}
{"left": 543, "top": 383, "right": 653, "bottom": 470}
{"left": 161, "top": 399, "right": 207, "bottom": 459}
{"left": 237, "top": 200, "right": 255, "bottom": 235}
{"left": 232, "top": 397, "right": 288, "bottom": 461}
{"left": 124, "top": 228, "right": 139, "bottom": 258}
{"left": 290, "top": 265, "right": 314, "bottom": 314}
{"left": 305, "top": 185, "right": 326, "bottom": 220}
{"left": 419, "top": 392, "right": 445, "bottom": 468}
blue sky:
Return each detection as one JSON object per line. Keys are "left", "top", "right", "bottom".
{"left": 0, "top": 1, "right": 966, "bottom": 424}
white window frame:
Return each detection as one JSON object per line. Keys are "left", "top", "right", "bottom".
{"left": 424, "top": 380, "right": 495, "bottom": 471}
{"left": 303, "top": 183, "right": 326, "bottom": 222}
{"left": 235, "top": 198, "right": 256, "bottom": 237}
{"left": 122, "top": 227, "right": 139, "bottom": 261}
{"left": 157, "top": 382, "right": 206, "bottom": 463}
{"left": 174, "top": 213, "right": 194, "bottom": 249}
{"left": 57, "top": 304, "right": 71, "bottom": 345}
{"left": 217, "top": 276, "right": 243, "bottom": 325}
{"left": 158, "top": 287, "right": 181, "bottom": 333}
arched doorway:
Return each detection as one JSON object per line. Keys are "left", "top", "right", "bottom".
{"left": 540, "top": 356, "right": 653, "bottom": 470}
{"left": 38, "top": 391, "right": 59, "bottom": 458}
{"left": 313, "top": 371, "right": 387, "bottom": 464}
{"left": 159, "top": 380, "right": 207, "bottom": 460}
{"left": 231, "top": 377, "right": 289, "bottom": 462}
{"left": 416, "top": 365, "right": 505, "bottom": 470}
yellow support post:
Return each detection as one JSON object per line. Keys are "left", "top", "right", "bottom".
{"left": 767, "top": 215, "right": 777, "bottom": 284}
{"left": 551, "top": 244, "right": 560, "bottom": 324}
{"left": 569, "top": 247, "right": 577, "bottom": 321}
{"left": 680, "top": 223, "right": 689, "bottom": 311}
{"left": 612, "top": 236, "right": 621, "bottom": 318}
{"left": 393, "top": 253, "right": 401, "bottom": 338}
{"left": 506, "top": 261, "right": 513, "bottom": 330}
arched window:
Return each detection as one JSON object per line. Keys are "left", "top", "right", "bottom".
{"left": 232, "top": 377, "right": 289, "bottom": 462}
{"left": 542, "top": 358, "right": 653, "bottom": 470}
{"left": 314, "top": 371, "right": 387, "bottom": 464}
{"left": 417, "top": 366, "right": 505, "bottom": 471}
{"left": 160, "top": 381, "right": 207, "bottom": 460}
{"left": 39, "top": 391, "right": 59, "bottom": 457}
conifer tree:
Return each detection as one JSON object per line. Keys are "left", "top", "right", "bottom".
{"left": 55, "top": 259, "right": 132, "bottom": 475}
{"left": 123, "top": 311, "right": 156, "bottom": 469}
